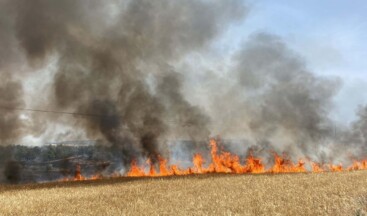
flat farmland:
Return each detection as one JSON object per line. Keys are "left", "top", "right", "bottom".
{"left": 0, "top": 171, "right": 366, "bottom": 216}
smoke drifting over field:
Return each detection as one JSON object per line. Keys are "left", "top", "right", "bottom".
{"left": 0, "top": 0, "right": 366, "bottom": 182}
{"left": 0, "top": 0, "right": 246, "bottom": 161}
{"left": 211, "top": 33, "right": 341, "bottom": 159}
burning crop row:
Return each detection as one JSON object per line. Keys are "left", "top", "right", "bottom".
{"left": 61, "top": 139, "right": 367, "bottom": 181}
{"left": 126, "top": 139, "right": 367, "bottom": 176}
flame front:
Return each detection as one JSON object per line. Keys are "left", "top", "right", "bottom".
{"left": 60, "top": 139, "right": 367, "bottom": 181}
{"left": 126, "top": 139, "right": 367, "bottom": 177}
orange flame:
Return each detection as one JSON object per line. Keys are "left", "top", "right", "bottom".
{"left": 60, "top": 139, "right": 367, "bottom": 182}
{"left": 126, "top": 139, "right": 367, "bottom": 177}
{"left": 347, "top": 160, "right": 367, "bottom": 171}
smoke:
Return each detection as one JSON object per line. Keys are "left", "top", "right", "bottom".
{"left": 0, "top": 0, "right": 247, "bottom": 166}
{"left": 0, "top": 0, "right": 366, "bottom": 182}
{"left": 339, "top": 106, "right": 367, "bottom": 159}
{"left": 3, "top": 160, "right": 22, "bottom": 184}
{"left": 0, "top": 1, "right": 25, "bottom": 145}
{"left": 0, "top": 75, "right": 25, "bottom": 143}
{"left": 207, "top": 33, "right": 341, "bottom": 160}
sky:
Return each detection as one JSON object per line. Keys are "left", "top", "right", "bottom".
{"left": 217, "top": 0, "right": 367, "bottom": 124}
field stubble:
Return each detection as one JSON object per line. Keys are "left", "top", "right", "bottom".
{"left": 0, "top": 171, "right": 366, "bottom": 216}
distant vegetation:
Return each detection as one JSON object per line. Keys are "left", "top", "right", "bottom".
{"left": 0, "top": 144, "right": 122, "bottom": 184}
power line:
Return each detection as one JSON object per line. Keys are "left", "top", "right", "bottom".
{"left": 0, "top": 106, "right": 195, "bottom": 125}
{"left": 0, "top": 106, "right": 118, "bottom": 118}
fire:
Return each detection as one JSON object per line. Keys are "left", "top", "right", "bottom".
{"left": 59, "top": 164, "right": 103, "bottom": 182}
{"left": 74, "top": 164, "right": 84, "bottom": 180}
{"left": 126, "top": 139, "right": 367, "bottom": 177}
{"left": 244, "top": 155, "right": 265, "bottom": 173}
{"left": 347, "top": 160, "right": 367, "bottom": 171}
{"left": 329, "top": 164, "right": 343, "bottom": 172}
{"left": 270, "top": 154, "right": 306, "bottom": 173}
{"left": 60, "top": 139, "right": 367, "bottom": 182}
{"left": 311, "top": 162, "right": 324, "bottom": 172}
{"left": 193, "top": 154, "right": 204, "bottom": 173}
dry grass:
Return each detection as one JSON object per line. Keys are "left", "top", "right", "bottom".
{"left": 0, "top": 171, "right": 367, "bottom": 216}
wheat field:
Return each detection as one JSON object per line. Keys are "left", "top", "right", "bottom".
{"left": 0, "top": 171, "right": 366, "bottom": 216}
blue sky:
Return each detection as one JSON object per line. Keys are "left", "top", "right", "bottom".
{"left": 219, "top": 0, "right": 367, "bottom": 124}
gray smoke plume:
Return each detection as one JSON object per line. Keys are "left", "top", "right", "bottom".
{"left": 0, "top": 0, "right": 247, "bottom": 166}
{"left": 0, "top": 75, "right": 25, "bottom": 143}
{"left": 338, "top": 106, "right": 367, "bottom": 160}
{"left": 351, "top": 106, "right": 367, "bottom": 152}
{"left": 208, "top": 33, "right": 341, "bottom": 160}
{"left": 0, "top": 1, "right": 25, "bottom": 144}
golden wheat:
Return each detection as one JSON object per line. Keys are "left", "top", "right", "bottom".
{"left": 0, "top": 171, "right": 366, "bottom": 216}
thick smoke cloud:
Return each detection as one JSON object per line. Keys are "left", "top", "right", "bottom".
{"left": 0, "top": 0, "right": 247, "bottom": 166}
{"left": 339, "top": 106, "right": 367, "bottom": 159}
{"left": 0, "top": 76, "right": 25, "bottom": 144}
{"left": 208, "top": 33, "right": 341, "bottom": 160}
{"left": 0, "top": 1, "right": 25, "bottom": 145}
